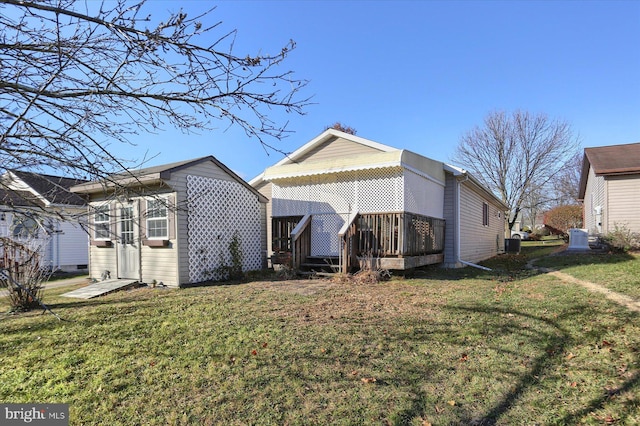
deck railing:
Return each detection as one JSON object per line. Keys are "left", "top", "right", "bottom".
{"left": 272, "top": 215, "right": 303, "bottom": 254}
{"left": 342, "top": 212, "right": 445, "bottom": 272}
{"left": 274, "top": 212, "right": 445, "bottom": 273}
{"left": 338, "top": 212, "right": 360, "bottom": 273}
{"left": 290, "top": 214, "right": 311, "bottom": 269}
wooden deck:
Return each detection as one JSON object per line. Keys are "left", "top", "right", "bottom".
{"left": 272, "top": 212, "right": 445, "bottom": 273}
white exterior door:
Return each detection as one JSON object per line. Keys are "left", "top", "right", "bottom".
{"left": 117, "top": 203, "right": 140, "bottom": 280}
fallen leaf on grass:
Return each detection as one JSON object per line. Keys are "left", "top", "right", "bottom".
{"left": 566, "top": 352, "right": 575, "bottom": 360}
{"left": 251, "top": 350, "right": 258, "bottom": 356}
{"left": 459, "top": 353, "right": 468, "bottom": 362}
{"left": 361, "top": 377, "right": 377, "bottom": 384}
{"left": 350, "top": 370, "right": 358, "bottom": 376}
{"left": 447, "top": 400, "right": 456, "bottom": 406}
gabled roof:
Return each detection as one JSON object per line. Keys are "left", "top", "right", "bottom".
{"left": 578, "top": 142, "right": 640, "bottom": 200}
{"left": 72, "top": 156, "right": 267, "bottom": 202}
{"left": 583, "top": 142, "right": 640, "bottom": 175}
{"left": 249, "top": 128, "right": 397, "bottom": 186}
{"left": 0, "top": 189, "right": 46, "bottom": 208}
{"left": 2, "top": 170, "right": 88, "bottom": 207}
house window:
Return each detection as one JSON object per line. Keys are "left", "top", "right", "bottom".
{"left": 12, "top": 216, "right": 39, "bottom": 239}
{"left": 146, "top": 198, "right": 168, "bottom": 239}
{"left": 120, "top": 206, "right": 134, "bottom": 244}
{"left": 94, "top": 205, "right": 110, "bottom": 240}
{"left": 482, "top": 202, "right": 489, "bottom": 227}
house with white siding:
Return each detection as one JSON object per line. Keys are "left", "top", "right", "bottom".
{"left": 0, "top": 170, "right": 89, "bottom": 272}
{"left": 71, "top": 156, "right": 267, "bottom": 287}
{"left": 250, "top": 129, "right": 508, "bottom": 272}
{"left": 578, "top": 142, "right": 640, "bottom": 236}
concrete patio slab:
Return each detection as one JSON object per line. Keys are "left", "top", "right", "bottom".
{"left": 60, "top": 279, "right": 139, "bottom": 299}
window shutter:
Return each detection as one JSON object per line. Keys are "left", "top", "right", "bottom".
{"left": 140, "top": 199, "right": 148, "bottom": 243}
{"left": 88, "top": 206, "right": 95, "bottom": 243}
{"left": 167, "top": 194, "right": 176, "bottom": 240}
{"left": 110, "top": 203, "right": 117, "bottom": 240}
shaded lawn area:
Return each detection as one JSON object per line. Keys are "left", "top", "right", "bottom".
{"left": 1, "top": 245, "right": 638, "bottom": 425}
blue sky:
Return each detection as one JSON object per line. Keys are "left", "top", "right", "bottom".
{"left": 127, "top": 0, "right": 640, "bottom": 180}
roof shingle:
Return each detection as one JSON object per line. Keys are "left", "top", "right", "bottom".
{"left": 584, "top": 142, "right": 640, "bottom": 176}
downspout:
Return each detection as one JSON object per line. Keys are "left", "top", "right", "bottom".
{"left": 456, "top": 173, "right": 493, "bottom": 272}
{"left": 136, "top": 198, "right": 143, "bottom": 283}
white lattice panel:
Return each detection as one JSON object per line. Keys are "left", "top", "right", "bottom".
{"left": 355, "top": 167, "right": 403, "bottom": 212}
{"left": 186, "top": 175, "right": 262, "bottom": 282}
{"left": 272, "top": 167, "right": 403, "bottom": 216}
{"left": 310, "top": 213, "right": 348, "bottom": 256}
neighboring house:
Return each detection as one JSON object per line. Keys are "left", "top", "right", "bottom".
{"left": 0, "top": 170, "right": 89, "bottom": 272}
{"left": 250, "top": 129, "right": 508, "bottom": 272}
{"left": 578, "top": 142, "right": 640, "bottom": 236}
{"left": 71, "top": 156, "right": 268, "bottom": 287}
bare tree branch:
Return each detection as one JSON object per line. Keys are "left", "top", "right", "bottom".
{"left": 451, "top": 110, "right": 581, "bottom": 230}
{"left": 0, "top": 0, "right": 311, "bottom": 185}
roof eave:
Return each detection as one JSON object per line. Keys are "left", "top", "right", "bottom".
{"left": 71, "top": 174, "right": 163, "bottom": 194}
{"left": 444, "top": 164, "right": 509, "bottom": 210}
{"left": 274, "top": 129, "right": 397, "bottom": 167}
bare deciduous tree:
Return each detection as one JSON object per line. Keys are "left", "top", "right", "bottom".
{"left": 452, "top": 110, "right": 581, "bottom": 230}
{"left": 549, "top": 152, "right": 583, "bottom": 206}
{"left": 0, "top": 0, "right": 310, "bottom": 185}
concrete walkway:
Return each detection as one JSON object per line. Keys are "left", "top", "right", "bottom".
{"left": 0, "top": 275, "right": 91, "bottom": 298}
{"left": 528, "top": 260, "right": 640, "bottom": 313}
{"left": 60, "top": 279, "right": 139, "bottom": 299}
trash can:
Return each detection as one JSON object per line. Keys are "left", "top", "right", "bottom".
{"left": 504, "top": 238, "right": 521, "bottom": 254}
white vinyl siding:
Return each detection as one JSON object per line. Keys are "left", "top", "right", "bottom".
{"left": 459, "top": 183, "right": 504, "bottom": 264}
{"left": 295, "top": 136, "right": 385, "bottom": 164}
{"left": 583, "top": 166, "right": 606, "bottom": 234}
{"left": 606, "top": 174, "right": 640, "bottom": 233}
{"left": 403, "top": 169, "right": 445, "bottom": 219}
{"left": 49, "top": 220, "right": 89, "bottom": 271}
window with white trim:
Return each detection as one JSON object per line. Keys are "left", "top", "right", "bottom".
{"left": 482, "top": 202, "right": 489, "bottom": 227}
{"left": 146, "top": 198, "right": 168, "bottom": 239}
{"left": 94, "top": 205, "right": 111, "bottom": 240}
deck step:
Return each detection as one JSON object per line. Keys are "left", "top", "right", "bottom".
{"left": 297, "top": 271, "right": 337, "bottom": 277}
{"left": 301, "top": 263, "right": 340, "bottom": 270}
{"left": 304, "top": 256, "right": 339, "bottom": 262}
{"left": 299, "top": 256, "right": 341, "bottom": 273}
